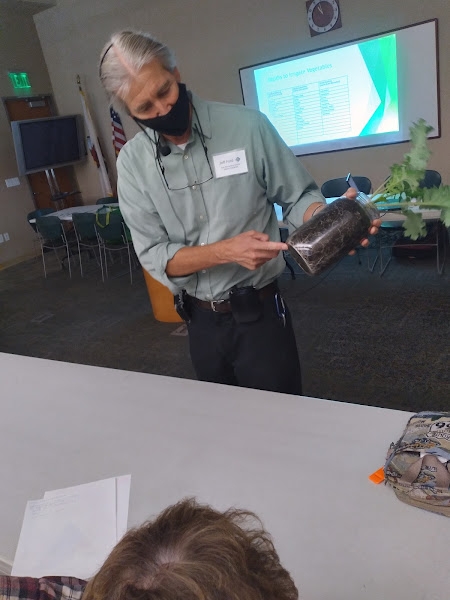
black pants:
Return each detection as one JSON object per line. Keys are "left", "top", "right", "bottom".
{"left": 186, "top": 292, "right": 302, "bottom": 395}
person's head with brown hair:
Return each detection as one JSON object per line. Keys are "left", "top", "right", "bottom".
{"left": 82, "top": 498, "right": 298, "bottom": 600}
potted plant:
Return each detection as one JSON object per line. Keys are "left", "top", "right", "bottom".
{"left": 287, "top": 119, "right": 450, "bottom": 275}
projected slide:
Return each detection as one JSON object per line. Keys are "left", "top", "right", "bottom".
{"left": 254, "top": 34, "right": 399, "bottom": 147}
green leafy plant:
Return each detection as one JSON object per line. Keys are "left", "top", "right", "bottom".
{"left": 370, "top": 119, "right": 450, "bottom": 239}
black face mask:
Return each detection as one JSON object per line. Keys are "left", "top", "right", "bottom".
{"left": 133, "top": 83, "right": 190, "bottom": 137}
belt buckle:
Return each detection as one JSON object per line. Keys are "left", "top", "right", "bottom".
{"left": 210, "top": 299, "right": 227, "bottom": 312}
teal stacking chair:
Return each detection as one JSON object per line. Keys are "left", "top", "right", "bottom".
{"left": 27, "top": 208, "right": 56, "bottom": 232}
{"left": 35, "top": 215, "right": 76, "bottom": 278}
{"left": 72, "top": 212, "right": 104, "bottom": 279}
{"left": 94, "top": 211, "right": 135, "bottom": 283}
{"left": 27, "top": 208, "right": 56, "bottom": 259}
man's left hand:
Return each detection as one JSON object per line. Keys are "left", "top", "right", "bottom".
{"left": 344, "top": 187, "right": 381, "bottom": 255}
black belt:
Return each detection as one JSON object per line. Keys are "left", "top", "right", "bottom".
{"left": 188, "top": 282, "right": 278, "bottom": 313}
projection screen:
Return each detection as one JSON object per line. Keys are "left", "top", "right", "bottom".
{"left": 239, "top": 19, "right": 440, "bottom": 156}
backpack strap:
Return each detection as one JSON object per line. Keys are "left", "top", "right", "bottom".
{"left": 96, "top": 206, "right": 111, "bottom": 228}
{"left": 96, "top": 205, "right": 121, "bottom": 228}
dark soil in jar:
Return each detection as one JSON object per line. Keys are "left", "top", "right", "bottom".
{"left": 286, "top": 197, "right": 376, "bottom": 276}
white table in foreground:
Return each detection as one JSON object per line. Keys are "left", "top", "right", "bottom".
{"left": 1, "top": 352, "right": 449, "bottom": 600}
{"left": 29, "top": 203, "right": 119, "bottom": 223}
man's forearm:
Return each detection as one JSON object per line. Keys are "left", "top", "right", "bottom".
{"left": 165, "top": 243, "right": 225, "bottom": 277}
{"left": 166, "top": 201, "right": 326, "bottom": 278}
{"left": 166, "top": 231, "right": 287, "bottom": 276}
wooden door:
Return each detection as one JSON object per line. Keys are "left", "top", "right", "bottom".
{"left": 4, "top": 96, "right": 80, "bottom": 210}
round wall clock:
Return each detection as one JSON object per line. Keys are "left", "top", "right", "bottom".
{"left": 306, "top": 0, "right": 342, "bottom": 37}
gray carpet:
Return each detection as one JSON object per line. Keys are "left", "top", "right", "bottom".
{"left": 1, "top": 248, "right": 449, "bottom": 412}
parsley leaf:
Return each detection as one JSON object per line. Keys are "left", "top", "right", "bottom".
{"left": 402, "top": 210, "right": 427, "bottom": 240}
{"left": 370, "top": 119, "right": 449, "bottom": 239}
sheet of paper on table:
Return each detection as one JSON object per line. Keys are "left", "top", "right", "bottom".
{"left": 11, "top": 474, "right": 131, "bottom": 580}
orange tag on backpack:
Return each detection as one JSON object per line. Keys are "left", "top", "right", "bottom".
{"left": 369, "top": 467, "right": 385, "bottom": 484}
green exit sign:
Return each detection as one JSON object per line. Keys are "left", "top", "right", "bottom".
{"left": 9, "top": 72, "right": 31, "bottom": 90}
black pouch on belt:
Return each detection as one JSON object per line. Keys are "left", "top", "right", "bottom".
{"left": 229, "top": 285, "right": 264, "bottom": 323}
{"left": 174, "top": 289, "right": 192, "bottom": 322}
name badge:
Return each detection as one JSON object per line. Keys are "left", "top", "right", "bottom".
{"left": 212, "top": 149, "right": 248, "bottom": 178}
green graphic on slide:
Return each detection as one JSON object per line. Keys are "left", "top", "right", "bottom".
{"left": 358, "top": 34, "right": 399, "bottom": 135}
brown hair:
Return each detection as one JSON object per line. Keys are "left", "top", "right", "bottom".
{"left": 82, "top": 498, "right": 298, "bottom": 600}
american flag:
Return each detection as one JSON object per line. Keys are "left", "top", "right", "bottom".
{"left": 110, "top": 106, "right": 127, "bottom": 157}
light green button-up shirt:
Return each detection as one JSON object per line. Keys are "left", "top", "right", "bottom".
{"left": 117, "top": 92, "right": 324, "bottom": 300}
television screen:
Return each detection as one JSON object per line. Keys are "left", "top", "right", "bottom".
{"left": 11, "top": 114, "right": 86, "bottom": 175}
{"left": 239, "top": 19, "right": 439, "bottom": 156}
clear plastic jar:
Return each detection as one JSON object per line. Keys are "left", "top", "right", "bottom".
{"left": 286, "top": 195, "right": 380, "bottom": 276}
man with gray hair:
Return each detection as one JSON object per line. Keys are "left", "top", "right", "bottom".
{"left": 99, "top": 30, "right": 379, "bottom": 395}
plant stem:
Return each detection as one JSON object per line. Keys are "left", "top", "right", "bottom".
{"left": 371, "top": 183, "right": 387, "bottom": 198}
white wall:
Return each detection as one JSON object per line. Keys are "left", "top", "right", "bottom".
{"left": 29, "top": 0, "right": 450, "bottom": 209}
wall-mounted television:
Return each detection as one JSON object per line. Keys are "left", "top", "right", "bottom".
{"left": 239, "top": 19, "right": 440, "bottom": 156}
{"left": 11, "top": 114, "right": 86, "bottom": 175}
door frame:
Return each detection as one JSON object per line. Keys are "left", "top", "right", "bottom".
{"left": 2, "top": 93, "right": 57, "bottom": 117}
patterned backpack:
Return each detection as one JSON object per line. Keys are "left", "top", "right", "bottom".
{"left": 384, "top": 411, "right": 450, "bottom": 516}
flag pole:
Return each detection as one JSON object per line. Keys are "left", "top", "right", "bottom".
{"left": 77, "top": 75, "right": 113, "bottom": 197}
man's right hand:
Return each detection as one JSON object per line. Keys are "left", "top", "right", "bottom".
{"left": 216, "top": 230, "right": 288, "bottom": 270}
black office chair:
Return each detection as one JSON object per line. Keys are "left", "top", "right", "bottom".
{"left": 321, "top": 176, "right": 372, "bottom": 198}
{"left": 419, "top": 169, "right": 441, "bottom": 189}
{"left": 372, "top": 169, "right": 445, "bottom": 275}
